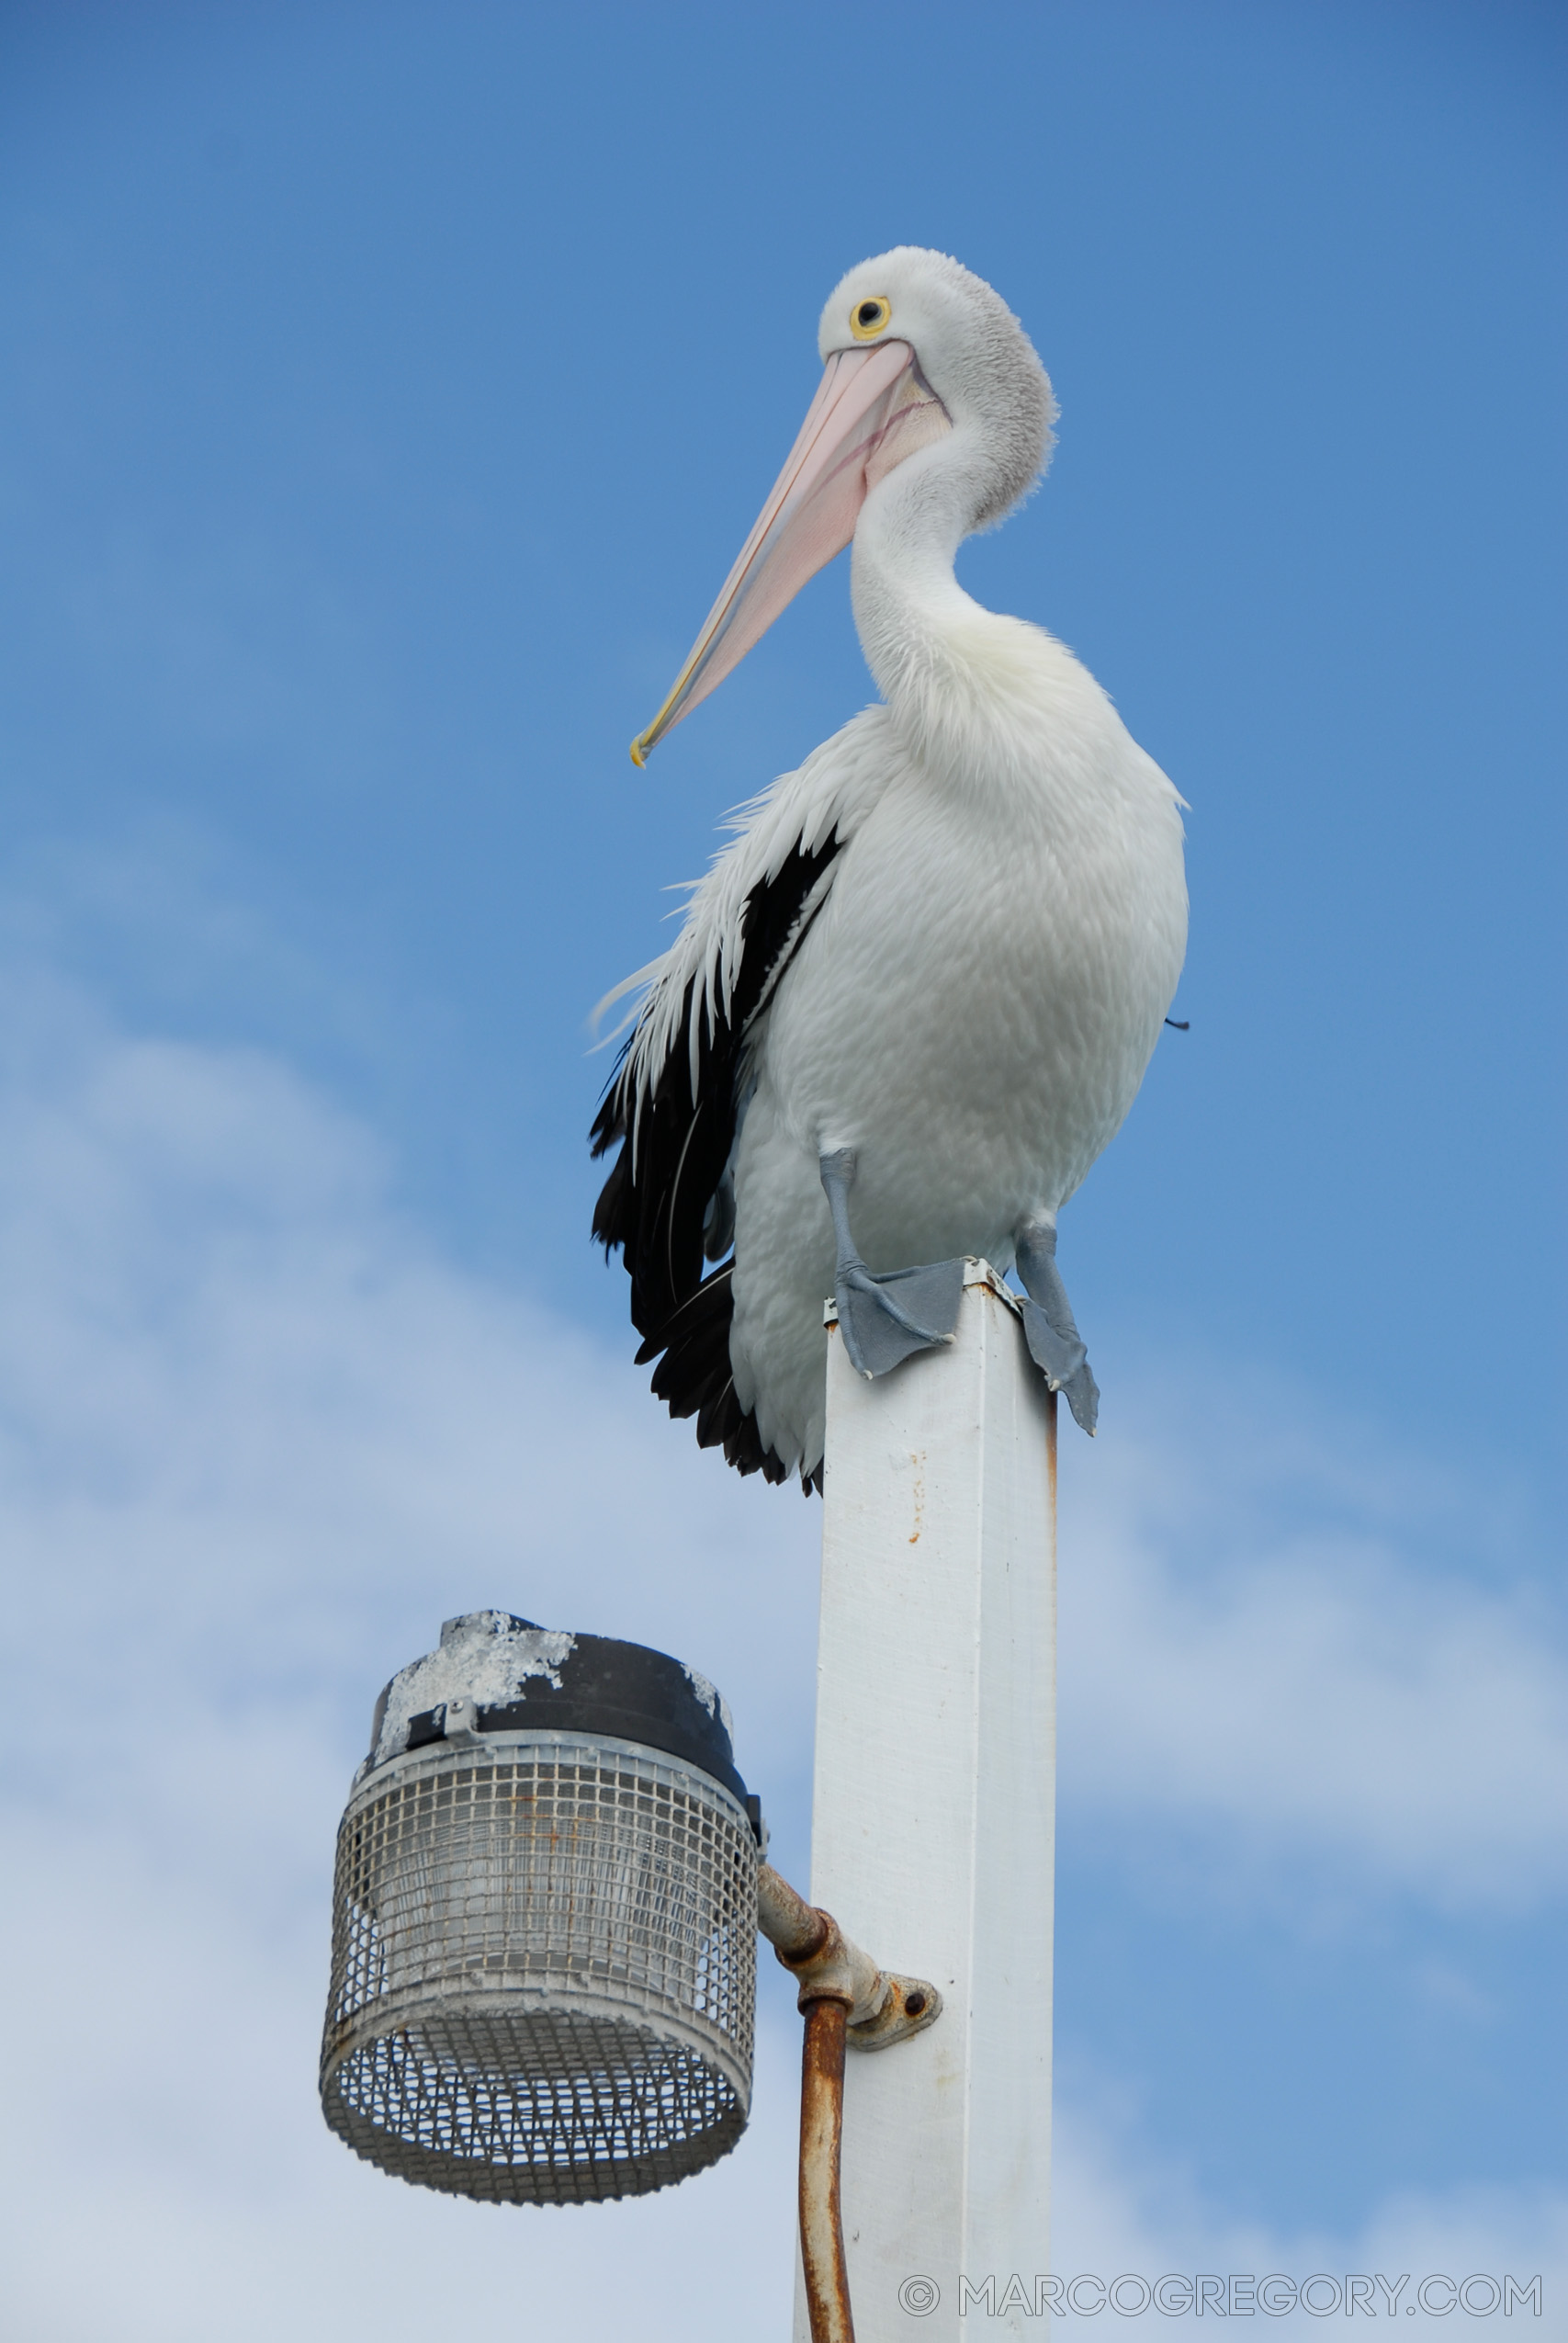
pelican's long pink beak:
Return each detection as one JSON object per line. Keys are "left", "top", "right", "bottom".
{"left": 631, "top": 339, "right": 948, "bottom": 764}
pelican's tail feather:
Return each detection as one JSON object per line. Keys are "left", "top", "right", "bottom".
{"left": 635, "top": 1263, "right": 817, "bottom": 1491}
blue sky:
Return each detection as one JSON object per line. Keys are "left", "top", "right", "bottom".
{"left": 1, "top": 4, "right": 1562, "bottom": 2336}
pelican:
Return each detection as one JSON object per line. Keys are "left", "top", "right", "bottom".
{"left": 592, "top": 248, "right": 1188, "bottom": 1491}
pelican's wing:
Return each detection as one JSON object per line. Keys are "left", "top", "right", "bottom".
{"left": 591, "top": 710, "right": 892, "bottom": 1482}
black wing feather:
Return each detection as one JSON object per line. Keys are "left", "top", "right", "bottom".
{"left": 592, "top": 834, "right": 840, "bottom": 1485}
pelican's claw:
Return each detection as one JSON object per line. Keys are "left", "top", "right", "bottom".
{"left": 819, "top": 1148, "right": 963, "bottom": 1380}
{"left": 835, "top": 1258, "right": 964, "bottom": 1380}
{"left": 1015, "top": 1218, "right": 1100, "bottom": 1435}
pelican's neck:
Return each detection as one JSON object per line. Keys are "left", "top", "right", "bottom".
{"left": 850, "top": 435, "right": 1030, "bottom": 783}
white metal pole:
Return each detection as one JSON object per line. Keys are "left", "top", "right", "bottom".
{"left": 795, "top": 1261, "right": 1057, "bottom": 2341}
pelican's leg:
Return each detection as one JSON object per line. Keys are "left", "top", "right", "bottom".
{"left": 1014, "top": 1216, "right": 1100, "bottom": 1435}
{"left": 818, "top": 1149, "right": 964, "bottom": 1380}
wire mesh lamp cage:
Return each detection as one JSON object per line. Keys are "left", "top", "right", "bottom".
{"left": 320, "top": 1611, "right": 763, "bottom": 2206}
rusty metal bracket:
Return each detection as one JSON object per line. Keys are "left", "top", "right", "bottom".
{"left": 755, "top": 1862, "right": 941, "bottom": 2039}
{"left": 773, "top": 1909, "right": 886, "bottom": 2024}
{"left": 755, "top": 1862, "right": 942, "bottom": 2343}
{"left": 846, "top": 1970, "right": 942, "bottom": 2051}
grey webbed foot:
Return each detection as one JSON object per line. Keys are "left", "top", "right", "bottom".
{"left": 819, "top": 1149, "right": 964, "bottom": 1380}
{"left": 1015, "top": 1217, "right": 1100, "bottom": 1435}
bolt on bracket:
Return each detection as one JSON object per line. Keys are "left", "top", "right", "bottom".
{"left": 846, "top": 1971, "right": 942, "bottom": 2050}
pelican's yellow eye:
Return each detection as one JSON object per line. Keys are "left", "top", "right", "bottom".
{"left": 849, "top": 295, "right": 892, "bottom": 342}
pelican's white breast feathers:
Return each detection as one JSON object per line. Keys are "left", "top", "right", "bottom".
{"left": 615, "top": 705, "right": 898, "bottom": 1126}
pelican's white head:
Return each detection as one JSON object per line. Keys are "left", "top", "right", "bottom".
{"left": 819, "top": 248, "right": 1054, "bottom": 534}
{"left": 631, "top": 247, "right": 1055, "bottom": 764}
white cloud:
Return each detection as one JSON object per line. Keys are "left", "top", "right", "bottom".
{"left": 0, "top": 972, "right": 1561, "bottom": 2339}
{"left": 1049, "top": 2105, "right": 1566, "bottom": 2337}
{"left": 0, "top": 966, "right": 825, "bottom": 1757}
{"left": 0, "top": 969, "right": 820, "bottom": 2341}
{"left": 1058, "top": 1381, "right": 1567, "bottom": 1908}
